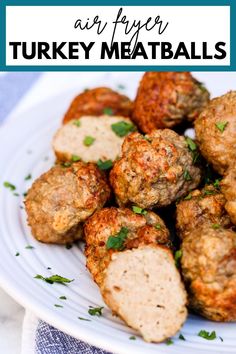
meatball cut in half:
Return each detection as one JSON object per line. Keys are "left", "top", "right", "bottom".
{"left": 132, "top": 72, "right": 209, "bottom": 132}
{"left": 221, "top": 168, "right": 236, "bottom": 225}
{"left": 195, "top": 91, "right": 236, "bottom": 175}
{"left": 53, "top": 115, "right": 136, "bottom": 163}
{"left": 181, "top": 225, "right": 236, "bottom": 321}
{"left": 25, "top": 162, "right": 110, "bottom": 244}
{"left": 63, "top": 87, "right": 132, "bottom": 124}
{"left": 84, "top": 207, "right": 187, "bottom": 343}
{"left": 110, "top": 130, "right": 201, "bottom": 209}
{"left": 176, "top": 184, "right": 232, "bottom": 240}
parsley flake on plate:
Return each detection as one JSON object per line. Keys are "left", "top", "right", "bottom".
{"left": 111, "top": 121, "right": 136, "bottom": 137}
{"left": 15, "top": 252, "right": 20, "bottom": 257}
{"left": 106, "top": 227, "right": 129, "bottom": 251}
{"left": 34, "top": 274, "right": 74, "bottom": 285}
{"left": 25, "top": 245, "right": 34, "bottom": 249}
{"left": 132, "top": 206, "right": 147, "bottom": 215}
{"left": 88, "top": 306, "right": 104, "bottom": 316}
{"left": 83, "top": 136, "right": 95, "bottom": 147}
{"left": 198, "top": 330, "right": 217, "bottom": 340}
{"left": 59, "top": 296, "right": 67, "bottom": 300}
{"left": 129, "top": 336, "right": 136, "bottom": 340}
{"left": 103, "top": 107, "right": 113, "bottom": 115}
{"left": 73, "top": 120, "right": 81, "bottom": 127}
{"left": 78, "top": 317, "right": 91, "bottom": 321}
{"left": 97, "top": 159, "right": 113, "bottom": 170}
{"left": 179, "top": 333, "right": 186, "bottom": 340}
{"left": 65, "top": 243, "right": 73, "bottom": 250}
{"left": 117, "top": 84, "right": 125, "bottom": 90}
{"left": 166, "top": 338, "right": 174, "bottom": 345}
{"left": 25, "top": 174, "right": 32, "bottom": 181}
{"left": 3, "top": 181, "right": 16, "bottom": 191}
{"left": 54, "top": 304, "right": 63, "bottom": 308}
{"left": 215, "top": 121, "right": 228, "bottom": 133}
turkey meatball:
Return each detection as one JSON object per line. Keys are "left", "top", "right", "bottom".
{"left": 181, "top": 225, "right": 236, "bottom": 321}
{"left": 63, "top": 87, "right": 132, "bottom": 124}
{"left": 110, "top": 130, "right": 201, "bottom": 209}
{"left": 195, "top": 91, "right": 236, "bottom": 175}
{"left": 176, "top": 184, "right": 232, "bottom": 239}
{"left": 84, "top": 207, "right": 187, "bottom": 343}
{"left": 25, "top": 162, "right": 110, "bottom": 244}
{"left": 132, "top": 72, "right": 209, "bottom": 132}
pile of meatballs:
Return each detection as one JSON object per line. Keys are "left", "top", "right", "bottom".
{"left": 25, "top": 72, "right": 236, "bottom": 343}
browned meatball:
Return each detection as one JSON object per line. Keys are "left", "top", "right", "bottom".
{"left": 63, "top": 87, "right": 132, "bottom": 124}
{"left": 84, "top": 207, "right": 170, "bottom": 286}
{"left": 221, "top": 168, "right": 236, "bottom": 225}
{"left": 25, "top": 162, "right": 110, "bottom": 244}
{"left": 110, "top": 130, "right": 201, "bottom": 209}
{"left": 195, "top": 91, "right": 236, "bottom": 175}
{"left": 176, "top": 184, "right": 232, "bottom": 239}
{"left": 181, "top": 225, "right": 236, "bottom": 321}
{"left": 84, "top": 207, "right": 187, "bottom": 343}
{"left": 132, "top": 72, "right": 209, "bottom": 132}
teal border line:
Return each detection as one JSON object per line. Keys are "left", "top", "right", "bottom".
{"left": 0, "top": 0, "right": 234, "bottom": 71}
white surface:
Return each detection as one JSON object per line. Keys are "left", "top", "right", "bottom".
{"left": 0, "top": 72, "right": 236, "bottom": 354}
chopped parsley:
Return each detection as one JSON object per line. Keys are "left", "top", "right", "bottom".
{"left": 88, "top": 306, "right": 104, "bottom": 316}
{"left": 103, "top": 107, "right": 113, "bottom": 115}
{"left": 198, "top": 330, "right": 217, "bottom": 340}
{"left": 73, "top": 120, "right": 81, "bottom": 127}
{"left": 174, "top": 249, "right": 182, "bottom": 267}
{"left": 219, "top": 336, "right": 224, "bottom": 342}
{"left": 202, "top": 189, "right": 217, "bottom": 197}
{"left": 78, "top": 317, "right": 91, "bottom": 321}
{"left": 15, "top": 252, "right": 20, "bottom": 257}
{"left": 111, "top": 121, "right": 136, "bottom": 137}
{"left": 132, "top": 206, "right": 147, "bottom": 215}
{"left": 183, "top": 169, "right": 192, "bottom": 181}
{"left": 3, "top": 181, "right": 16, "bottom": 191}
{"left": 155, "top": 223, "right": 162, "bottom": 230}
{"left": 185, "top": 137, "right": 197, "bottom": 151}
{"left": 13, "top": 193, "right": 20, "bottom": 197}
{"left": 71, "top": 155, "right": 81, "bottom": 162}
{"left": 62, "top": 161, "right": 72, "bottom": 168}
{"left": 47, "top": 267, "right": 51, "bottom": 270}
{"left": 54, "top": 304, "right": 63, "bottom": 308}
{"left": 215, "top": 121, "right": 228, "bottom": 133}
{"left": 97, "top": 159, "right": 113, "bottom": 170}
{"left": 23, "top": 192, "right": 28, "bottom": 197}
{"left": 184, "top": 193, "right": 192, "bottom": 200}
{"left": 212, "top": 223, "right": 220, "bottom": 229}
{"left": 129, "top": 336, "right": 136, "bottom": 340}
{"left": 117, "top": 84, "right": 125, "bottom": 90}
{"left": 106, "top": 227, "right": 129, "bottom": 251}
{"left": 83, "top": 136, "right": 95, "bottom": 146}
{"left": 34, "top": 274, "right": 74, "bottom": 285}
{"left": 179, "top": 333, "right": 186, "bottom": 341}
{"left": 25, "top": 174, "right": 32, "bottom": 181}
{"left": 59, "top": 296, "right": 67, "bottom": 300}
{"left": 213, "top": 178, "right": 221, "bottom": 189}
{"left": 166, "top": 338, "right": 174, "bottom": 345}
{"left": 25, "top": 245, "right": 34, "bottom": 249}
{"left": 197, "top": 82, "right": 208, "bottom": 93}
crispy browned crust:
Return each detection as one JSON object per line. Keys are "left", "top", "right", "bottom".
{"left": 63, "top": 87, "right": 133, "bottom": 124}
{"left": 25, "top": 162, "right": 111, "bottom": 244}
{"left": 195, "top": 91, "right": 236, "bottom": 175}
{"left": 181, "top": 225, "right": 236, "bottom": 321}
{"left": 221, "top": 168, "right": 236, "bottom": 225}
{"left": 110, "top": 130, "right": 201, "bottom": 209}
{"left": 132, "top": 72, "right": 209, "bottom": 132}
{"left": 176, "top": 185, "right": 232, "bottom": 239}
{"left": 84, "top": 207, "right": 170, "bottom": 286}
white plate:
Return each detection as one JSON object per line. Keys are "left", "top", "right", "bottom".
{"left": 0, "top": 73, "right": 236, "bottom": 354}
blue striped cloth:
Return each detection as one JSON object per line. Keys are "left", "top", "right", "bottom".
{"left": 0, "top": 73, "right": 111, "bottom": 354}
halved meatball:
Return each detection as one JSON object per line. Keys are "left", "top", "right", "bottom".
{"left": 195, "top": 91, "right": 236, "bottom": 175}
{"left": 53, "top": 115, "right": 136, "bottom": 163}
{"left": 176, "top": 184, "right": 232, "bottom": 239}
{"left": 25, "top": 162, "right": 110, "bottom": 244}
{"left": 84, "top": 207, "right": 187, "bottom": 343}
{"left": 181, "top": 225, "right": 236, "bottom": 321}
{"left": 132, "top": 72, "right": 209, "bottom": 132}
{"left": 221, "top": 168, "right": 236, "bottom": 225}
{"left": 63, "top": 87, "right": 132, "bottom": 124}
{"left": 110, "top": 130, "right": 201, "bottom": 209}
